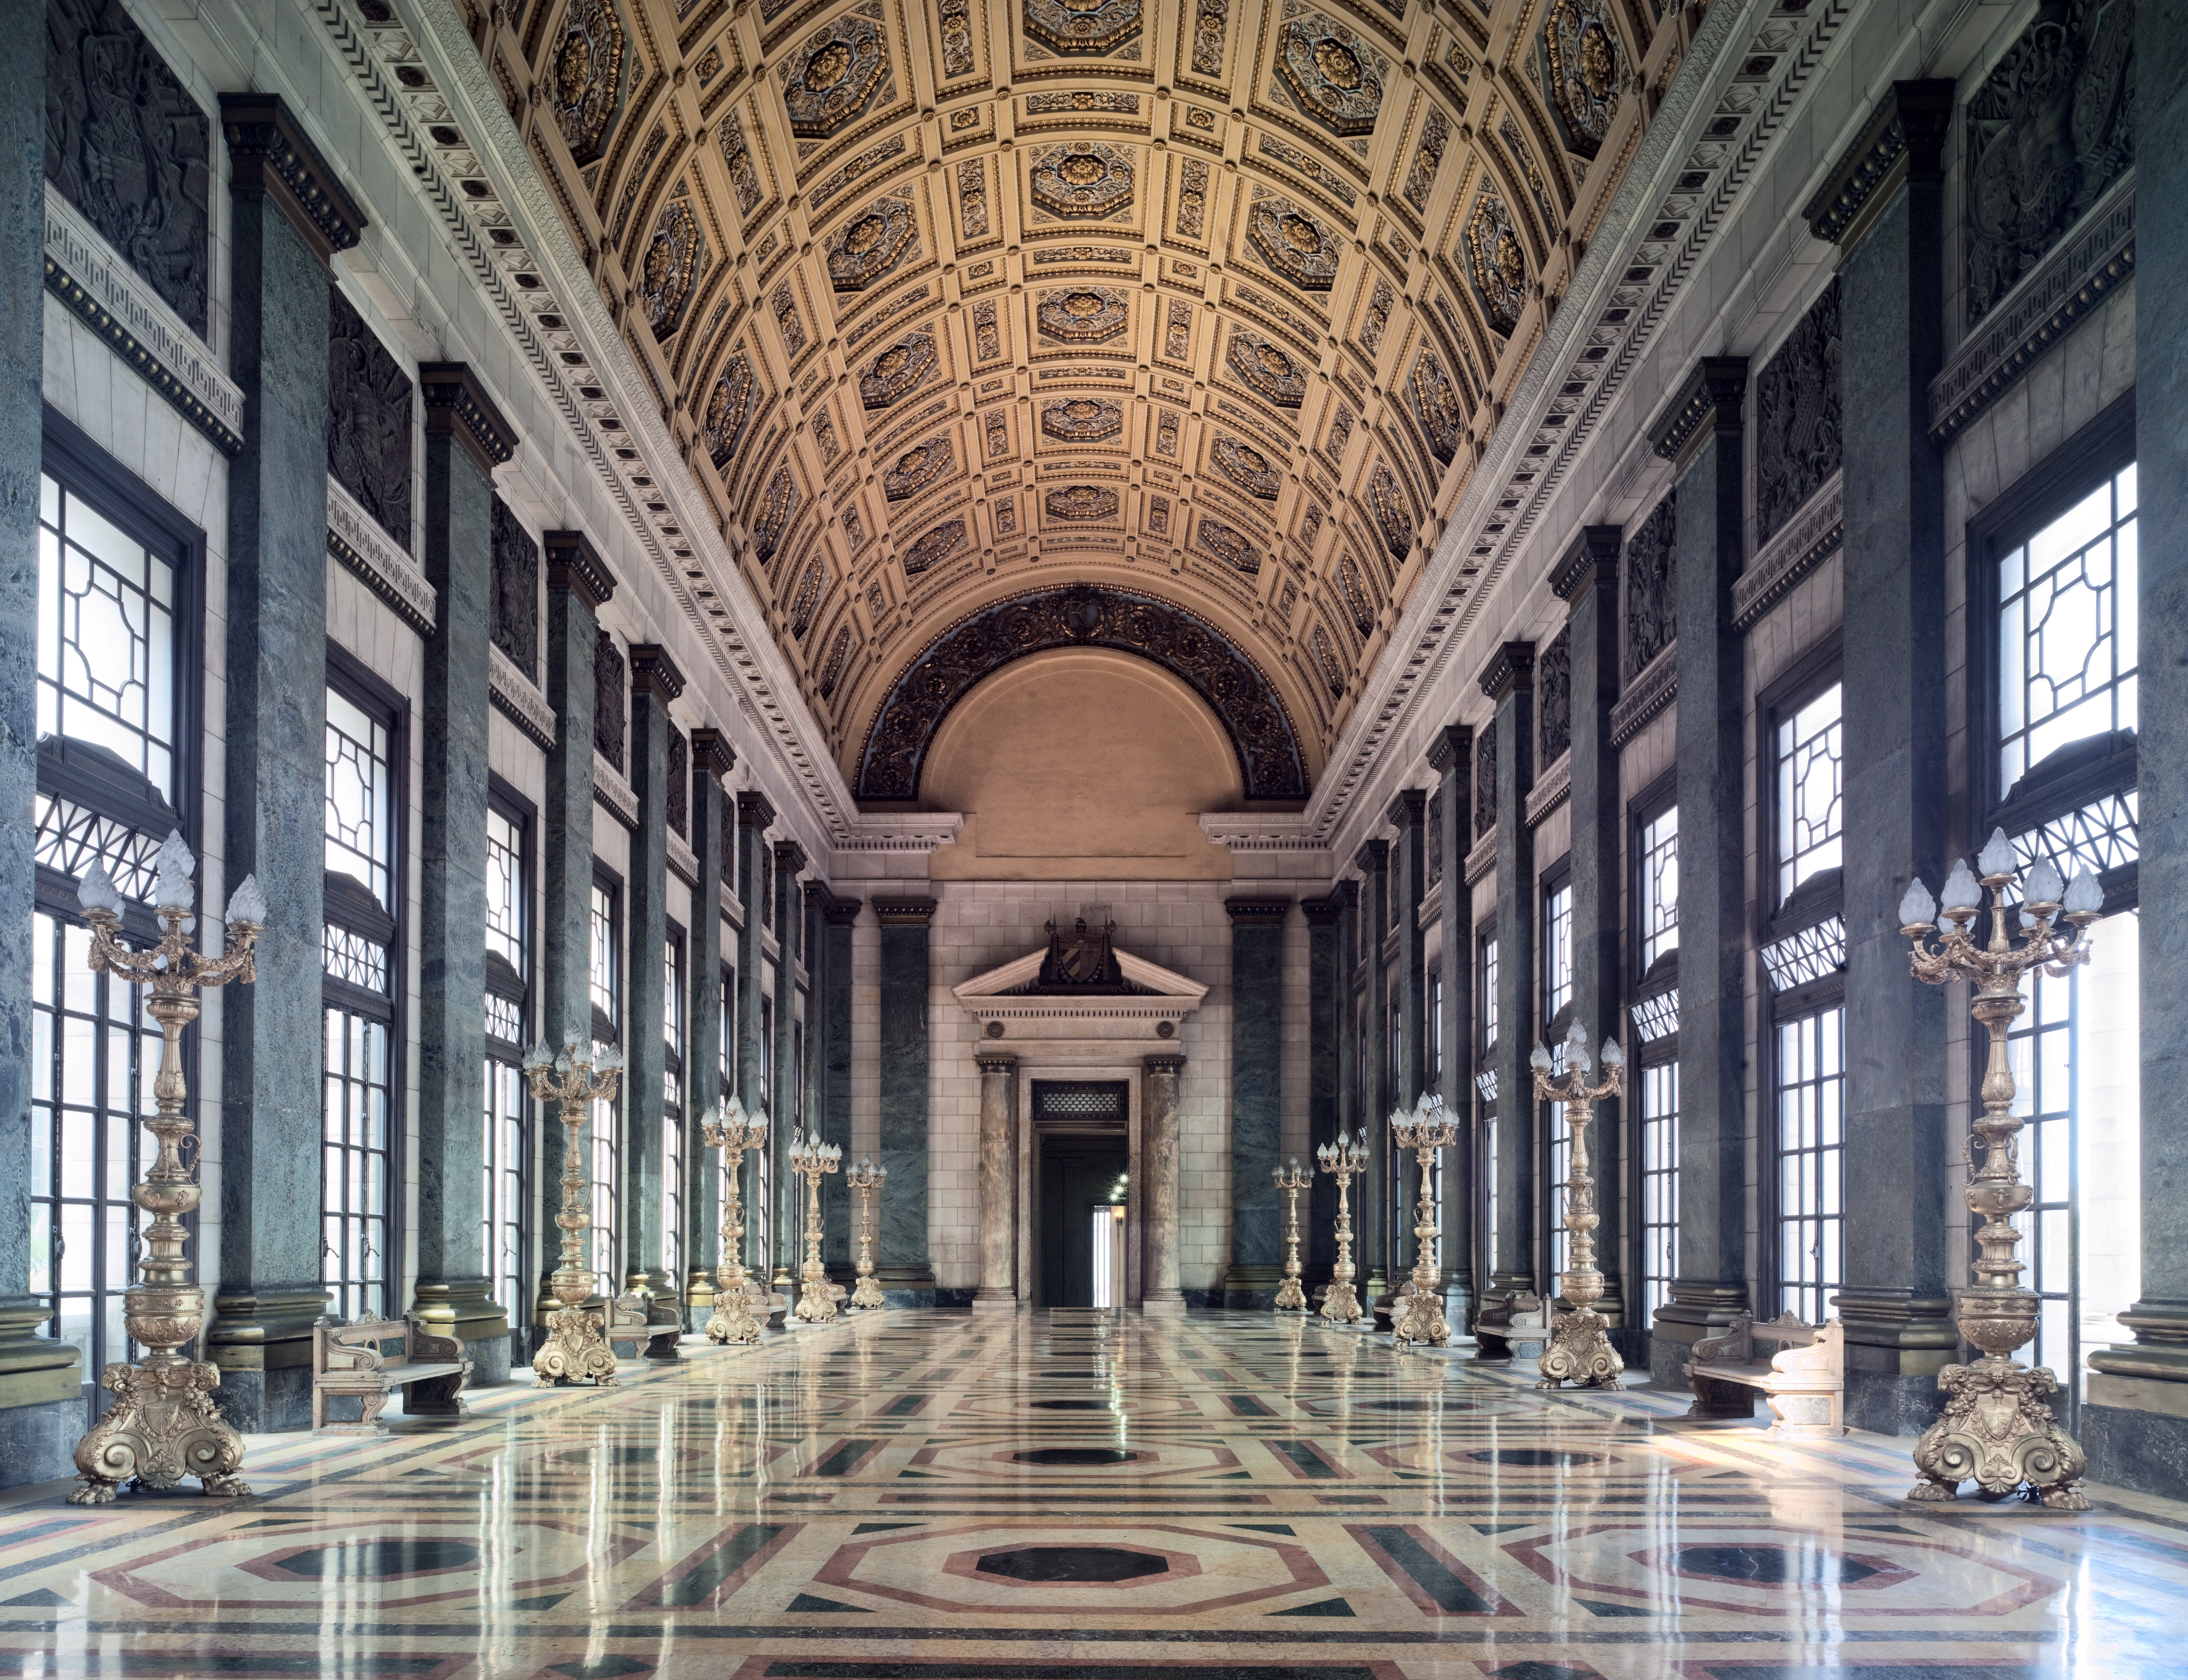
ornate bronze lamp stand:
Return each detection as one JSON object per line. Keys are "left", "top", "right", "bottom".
{"left": 68, "top": 841, "right": 260, "bottom": 1505}
{"left": 847, "top": 1157, "right": 888, "bottom": 1309}
{"left": 789, "top": 1129, "right": 843, "bottom": 1323}
{"left": 1390, "top": 1096, "right": 1462, "bottom": 1346}
{"left": 703, "top": 1097, "right": 769, "bottom": 1344}
{"left": 1272, "top": 1159, "right": 1311, "bottom": 1311}
{"left": 1315, "top": 1129, "right": 1369, "bottom": 1324}
{"left": 1901, "top": 830, "right": 2103, "bottom": 1509}
{"left": 522, "top": 1040, "right": 624, "bottom": 1385}
{"left": 1530, "top": 1020, "right": 1626, "bottom": 1391}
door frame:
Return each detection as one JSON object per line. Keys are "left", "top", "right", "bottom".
{"left": 1015, "top": 1066, "right": 1140, "bottom": 1308}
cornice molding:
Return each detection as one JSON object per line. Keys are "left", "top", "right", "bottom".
{"left": 1609, "top": 643, "right": 1678, "bottom": 746}
{"left": 1224, "top": 898, "right": 1293, "bottom": 925}
{"left": 217, "top": 93, "right": 367, "bottom": 263}
{"left": 488, "top": 641, "right": 556, "bottom": 749}
{"left": 629, "top": 644, "right": 688, "bottom": 705}
{"left": 1525, "top": 753, "right": 1572, "bottom": 827}
{"left": 1464, "top": 828, "right": 1498, "bottom": 887}
{"left": 1801, "top": 79, "right": 1954, "bottom": 246}
{"left": 690, "top": 727, "right": 738, "bottom": 778}
{"left": 736, "top": 791, "right": 778, "bottom": 831}
{"left": 872, "top": 896, "right": 940, "bottom": 926}
{"left": 773, "top": 838, "right": 810, "bottom": 877}
{"left": 593, "top": 751, "right": 638, "bottom": 829}
{"left": 1385, "top": 788, "right": 1426, "bottom": 830}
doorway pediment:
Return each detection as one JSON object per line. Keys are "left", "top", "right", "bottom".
{"left": 954, "top": 946, "right": 1207, "bottom": 1038}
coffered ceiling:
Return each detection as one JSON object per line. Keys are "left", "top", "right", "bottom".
{"left": 471, "top": 0, "right": 1678, "bottom": 804}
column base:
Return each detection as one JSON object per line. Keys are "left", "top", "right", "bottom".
{"left": 0, "top": 1303, "right": 85, "bottom": 1488}
{"left": 414, "top": 1278, "right": 510, "bottom": 1384}
{"left": 1649, "top": 1281, "right": 1751, "bottom": 1390}
{"left": 1220, "top": 1264, "right": 1285, "bottom": 1311}
{"left": 207, "top": 1283, "right": 334, "bottom": 1433}
{"left": 876, "top": 1266, "right": 937, "bottom": 1309}
{"left": 1140, "top": 1295, "right": 1188, "bottom": 1318}
{"left": 1834, "top": 1287, "right": 1957, "bottom": 1433}
{"left": 971, "top": 1294, "right": 1021, "bottom": 1316}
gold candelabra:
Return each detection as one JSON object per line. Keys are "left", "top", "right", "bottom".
{"left": 789, "top": 1128, "right": 843, "bottom": 1323}
{"left": 1272, "top": 1159, "right": 1311, "bottom": 1311}
{"left": 1901, "top": 829, "right": 2103, "bottom": 1508}
{"left": 702, "top": 1096, "right": 769, "bottom": 1344}
{"left": 1315, "top": 1129, "right": 1369, "bottom": 1324}
{"left": 522, "top": 1039, "right": 624, "bottom": 1385}
{"left": 847, "top": 1157, "right": 888, "bottom": 1309}
{"left": 68, "top": 839, "right": 259, "bottom": 1505}
{"left": 1529, "top": 1020, "right": 1626, "bottom": 1391}
{"left": 1390, "top": 1096, "right": 1462, "bottom": 1347}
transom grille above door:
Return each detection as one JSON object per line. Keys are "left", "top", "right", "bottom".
{"left": 1032, "top": 1080, "right": 1127, "bottom": 1128}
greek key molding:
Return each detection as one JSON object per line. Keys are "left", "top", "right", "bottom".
{"left": 1524, "top": 752, "right": 1572, "bottom": 827}
{"left": 1733, "top": 471, "right": 1844, "bottom": 632}
{"left": 1608, "top": 642, "right": 1676, "bottom": 747}
{"left": 487, "top": 642, "right": 557, "bottom": 749}
{"left": 326, "top": 475, "right": 436, "bottom": 634}
{"left": 1464, "top": 828, "right": 1497, "bottom": 887}
{"left": 592, "top": 751, "right": 639, "bottom": 829}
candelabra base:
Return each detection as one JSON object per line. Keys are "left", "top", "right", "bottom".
{"left": 532, "top": 1307, "right": 618, "bottom": 1387}
{"left": 795, "top": 1276, "right": 841, "bottom": 1324}
{"left": 705, "top": 1298, "right": 765, "bottom": 1345}
{"left": 1908, "top": 1356, "right": 2090, "bottom": 1509}
{"left": 1273, "top": 1276, "right": 1307, "bottom": 1311}
{"left": 68, "top": 1359, "right": 249, "bottom": 1505}
{"left": 1394, "top": 1289, "right": 1451, "bottom": 1348}
{"left": 1319, "top": 1282, "right": 1362, "bottom": 1325}
{"left": 1536, "top": 1307, "right": 1625, "bottom": 1391}
{"left": 851, "top": 1274, "right": 886, "bottom": 1310}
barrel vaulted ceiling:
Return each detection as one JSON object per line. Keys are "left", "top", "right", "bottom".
{"left": 462, "top": 0, "right": 1683, "bottom": 804}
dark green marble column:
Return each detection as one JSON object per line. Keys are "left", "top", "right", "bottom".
{"left": 815, "top": 887, "right": 861, "bottom": 1275}
{"left": 1354, "top": 840, "right": 1391, "bottom": 1304}
{"left": 1221, "top": 897, "right": 1289, "bottom": 1308}
{"left": 873, "top": 897, "right": 937, "bottom": 1304}
{"left": 1483, "top": 643, "right": 1538, "bottom": 1327}
{"left": 1388, "top": 792, "right": 1428, "bottom": 1309}
{"left": 1302, "top": 896, "right": 1342, "bottom": 1291}
{"left": 624, "top": 647, "right": 684, "bottom": 1356}
{"left": 532, "top": 535, "right": 613, "bottom": 1347}
{"left": 2084, "top": 3, "right": 2188, "bottom": 1494}
{"left": 1807, "top": 84, "right": 1960, "bottom": 1432}
{"left": 0, "top": 0, "right": 80, "bottom": 1481}
{"left": 411, "top": 367, "right": 519, "bottom": 1384}
{"left": 770, "top": 840, "right": 805, "bottom": 1285}
{"left": 1651, "top": 358, "right": 1754, "bottom": 1387}
{"left": 1427, "top": 725, "right": 1474, "bottom": 1334}
{"left": 683, "top": 729, "right": 733, "bottom": 1327}
{"left": 207, "top": 98, "right": 365, "bottom": 1430}
{"left": 1554, "top": 527, "right": 1628, "bottom": 1344}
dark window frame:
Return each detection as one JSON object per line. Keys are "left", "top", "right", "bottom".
{"left": 1754, "top": 632, "right": 1846, "bottom": 948}
{"left": 1627, "top": 766, "right": 1679, "bottom": 1004}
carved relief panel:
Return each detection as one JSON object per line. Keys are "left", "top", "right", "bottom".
{"left": 1754, "top": 278, "right": 1842, "bottom": 544}
{"left": 1623, "top": 492, "right": 1676, "bottom": 682}
{"left": 490, "top": 495, "right": 540, "bottom": 682}
{"left": 328, "top": 286, "right": 414, "bottom": 550}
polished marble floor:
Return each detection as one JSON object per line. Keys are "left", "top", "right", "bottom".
{"left": 0, "top": 1309, "right": 2181, "bottom": 1677}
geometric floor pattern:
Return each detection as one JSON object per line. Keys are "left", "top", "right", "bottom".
{"left": 2, "top": 1308, "right": 2183, "bottom": 1676}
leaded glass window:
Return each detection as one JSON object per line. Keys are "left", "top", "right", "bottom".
{"left": 1638, "top": 1062, "right": 1678, "bottom": 1321}
{"left": 1541, "top": 881, "right": 1573, "bottom": 1024}
{"left": 1776, "top": 683, "right": 1842, "bottom": 906}
{"left": 590, "top": 880, "right": 621, "bottom": 1301}
{"left": 483, "top": 801, "right": 529, "bottom": 1342}
{"left": 1638, "top": 806, "right": 1678, "bottom": 970}
{"left": 486, "top": 807, "right": 525, "bottom": 975}
{"left": 1997, "top": 463, "right": 2137, "bottom": 796}
{"left": 663, "top": 933, "right": 685, "bottom": 1283}
{"left": 590, "top": 885, "right": 618, "bottom": 1025}
{"left": 325, "top": 688, "right": 393, "bottom": 911}
{"left": 485, "top": 1059, "right": 528, "bottom": 1338}
{"left": 323, "top": 1009, "right": 392, "bottom": 1321}
{"left": 1775, "top": 1006, "right": 1844, "bottom": 1326}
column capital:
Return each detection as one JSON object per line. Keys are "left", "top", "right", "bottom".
{"left": 1802, "top": 79, "right": 1956, "bottom": 246}
{"left": 690, "top": 726, "right": 737, "bottom": 778}
{"left": 419, "top": 364, "right": 519, "bottom": 477}
{"left": 872, "top": 895, "right": 938, "bottom": 926}
{"left": 1353, "top": 837, "right": 1389, "bottom": 875}
{"left": 1385, "top": 787, "right": 1426, "bottom": 830}
{"left": 218, "top": 94, "right": 366, "bottom": 263}
{"left": 1426, "top": 723, "right": 1472, "bottom": 775}
{"left": 1552, "top": 525, "right": 1623, "bottom": 603}
{"left": 1224, "top": 896, "right": 1291, "bottom": 925}
{"left": 736, "top": 789, "right": 776, "bottom": 830}
{"left": 544, "top": 531, "right": 617, "bottom": 612}
{"left": 806, "top": 880, "right": 862, "bottom": 924}
{"left": 772, "top": 837, "right": 808, "bottom": 875}
{"left": 1478, "top": 640, "right": 1535, "bottom": 703}
{"left": 1650, "top": 357, "right": 1749, "bottom": 465}
{"left": 1328, "top": 876, "right": 1360, "bottom": 911}
{"left": 1142, "top": 1052, "right": 1187, "bottom": 1073}
{"left": 974, "top": 1050, "right": 1019, "bottom": 1074}
{"left": 1300, "top": 895, "right": 1343, "bottom": 925}
{"left": 629, "top": 645, "right": 687, "bottom": 705}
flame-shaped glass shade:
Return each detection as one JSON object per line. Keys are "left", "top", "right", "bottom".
{"left": 1564, "top": 1018, "right": 1592, "bottom": 1073}
{"left": 595, "top": 1045, "right": 624, "bottom": 1072}
{"left": 1898, "top": 877, "right": 1937, "bottom": 928}
{"left": 1529, "top": 1042, "right": 1552, "bottom": 1072}
{"left": 2063, "top": 869, "right": 2105, "bottom": 915}
{"left": 1601, "top": 1036, "right": 1625, "bottom": 1068}
{"left": 225, "top": 873, "right": 268, "bottom": 926}
{"left": 2023, "top": 856, "right": 2064, "bottom": 905}
{"left": 1977, "top": 826, "right": 2019, "bottom": 877}
{"left": 523, "top": 1042, "right": 554, "bottom": 1071}
{"left": 154, "top": 829, "right": 196, "bottom": 911}
{"left": 76, "top": 859, "right": 121, "bottom": 915}
{"left": 1941, "top": 859, "right": 1983, "bottom": 912}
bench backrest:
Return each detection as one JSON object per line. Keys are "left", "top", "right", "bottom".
{"left": 314, "top": 1310, "right": 419, "bottom": 1375}
{"left": 1750, "top": 1310, "right": 1822, "bottom": 1348}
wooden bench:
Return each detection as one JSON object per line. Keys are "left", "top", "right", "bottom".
{"left": 1472, "top": 1292, "right": 1549, "bottom": 1361}
{"left": 1684, "top": 1312, "right": 1845, "bottom": 1437}
{"left": 312, "top": 1312, "right": 471, "bottom": 1433}
{"left": 605, "top": 1291, "right": 659, "bottom": 1358}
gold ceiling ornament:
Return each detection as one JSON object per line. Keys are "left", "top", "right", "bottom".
{"left": 1369, "top": 463, "right": 1414, "bottom": 559}
{"left": 1410, "top": 350, "right": 1467, "bottom": 465}
{"left": 701, "top": 353, "right": 754, "bottom": 472}
{"left": 1530, "top": 1022, "right": 1628, "bottom": 1389}
{"left": 1041, "top": 395, "right": 1123, "bottom": 442}
{"left": 1225, "top": 328, "right": 1308, "bottom": 407}
{"left": 1900, "top": 835, "right": 2105, "bottom": 1510}
{"left": 1030, "top": 142, "right": 1135, "bottom": 219}
{"left": 1023, "top": 0, "right": 1144, "bottom": 58}
{"left": 638, "top": 196, "right": 705, "bottom": 338}
{"left": 549, "top": 0, "right": 625, "bottom": 164}
{"left": 902, "top": 516, "right": 968, "bottom": 575}
{"left": 1275, "top": 12, "right": 1388, "bottom": 137}
{"left": 826, "top": 195, "right": 918, "bottom": 291}
{"left": 1045, "top": 483, "right": 1120, "bottom": 521}
{"left": 781, "top": 14, "right": 892, "bottom": 140}
{"left": 1212, "top": 436, "right": 1280, "bottom": 499}
{"left": 66, "top": 844, "right": 259, "bottom": 1505}
{"left": 1037, "top": 286, "right": 1130, "bottom": 342}
{"left": 718, "top": 109, "right": 765, "bottom": 217}
{"left": 1464, "top": 190, "right": 1530, "bottom": 336}
{"left": 1195, "top": 516, "right": 1261, "bottom": 573}
{"left": 750, "top": 466, "right": 800, "bottom": 564}
{"left": 859, "top": 330, "right": 939, "bottom": 408}
{"left": 883, "top": 435, "right": 954, "bottom": 500}
{"left": 1246, "top": 197, "right": 1341, "bottom": 291}
{"left": 1389, "top": 1095, "right": 1464, "bottom": 1348}
{"left": 523, "top": 1039, "right": 627, "bottom": 1387}
{"left": 1545, "top": 0, "right": 1624, "bottom": 159}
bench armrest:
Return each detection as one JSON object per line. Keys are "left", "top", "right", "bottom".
{"left": 405, "top": 1314, "right": 464, "bottom": 1366}
{"left": 1691, "top": 1311, "right": 1754, "bottom": 1365}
